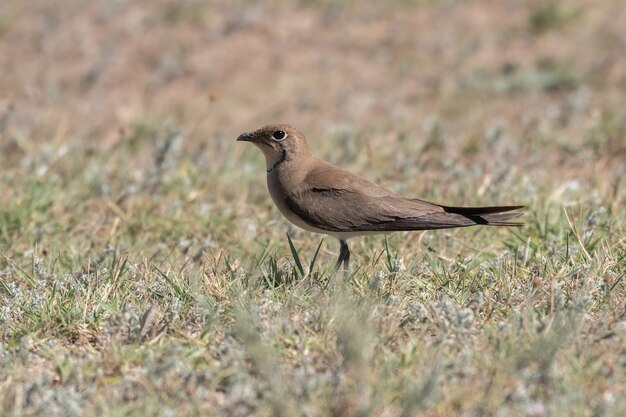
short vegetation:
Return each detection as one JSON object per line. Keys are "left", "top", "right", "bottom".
{"left": 0, "top": 0, "right": 624, "bottom": 416}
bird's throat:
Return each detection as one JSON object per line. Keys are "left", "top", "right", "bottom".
{"left": 266, "top": 148, "right": 287, "bottom": 173}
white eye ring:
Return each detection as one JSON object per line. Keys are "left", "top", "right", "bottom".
{"left": 272, "top": 130, "right": 288, "bottom": 141}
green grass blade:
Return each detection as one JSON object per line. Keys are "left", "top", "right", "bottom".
{"left": 308, "top": 238, "right": 324, "bottom": 273}
{"left": 286, "top": 233, "right": 305, "bottom": 277}
{"left": 154, "top": 266, "right": 191, "bottom": 300}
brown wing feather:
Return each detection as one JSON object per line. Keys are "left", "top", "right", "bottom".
{"left": 303, "top": 161, "right": 402, "bottom": 198}
{"left": 285, "top": 160, "right": 524, "bottom": 233}
{"left": 284, "top": 188, "right": 441, "bottom": 232}
{"left": 283, "top": 162, "right": 441, "bottom": 232}
{"left": 351, "top": 211, "right": 524, "bottom": 232}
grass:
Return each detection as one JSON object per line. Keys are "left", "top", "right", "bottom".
{"left": 1, "top": 0, "right": 625, "bottom": 416}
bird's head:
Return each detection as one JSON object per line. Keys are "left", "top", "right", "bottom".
{"left": 237, "top": 123, "right": 310, "bottom": 171}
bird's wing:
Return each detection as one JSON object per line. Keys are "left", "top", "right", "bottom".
{"left": 284, "top": 162, "right": 524, "bottom": 233}
{"left": 284, "top": 163, "right": 444, "bottom": 232}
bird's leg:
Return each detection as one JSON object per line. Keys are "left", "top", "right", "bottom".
{"left": 334, "top": 240, "right": 350, "bottom": 273}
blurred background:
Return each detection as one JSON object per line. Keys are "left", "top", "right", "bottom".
{"left": 2, "top": 0, "right": 625, "bottom": 135}
{"left": 0, "top": 0, "right": 624, "bottom": 257}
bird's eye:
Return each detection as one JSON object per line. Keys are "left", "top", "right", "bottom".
{"left": 272, "top": 130, "right": 287, "bottom": 141}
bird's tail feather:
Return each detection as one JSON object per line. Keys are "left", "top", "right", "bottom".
{"left": 441, "top": 205, "right": 524, "bottom": 227}
{"left": 470, "top": 211, "right": 524, "bottom": 226}
{"left": 439, "top": 204, "right": 524, "bottom": 216}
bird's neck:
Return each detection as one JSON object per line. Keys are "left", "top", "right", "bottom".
{"left": 266, "top": 151, "right": 318, "bottom": 183}
{"left": 265, "top": 146, "right": 314, "bottom": 174}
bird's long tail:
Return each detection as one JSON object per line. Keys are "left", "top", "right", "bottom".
{"left": 439, "top": 204, "right": 524, "bottom": 227}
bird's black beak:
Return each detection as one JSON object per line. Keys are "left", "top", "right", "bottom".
{"left": 237, "top": 132, "right": 254, "bottom": 142}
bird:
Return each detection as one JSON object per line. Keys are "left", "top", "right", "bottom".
{"left": 237, "top": 123, "right": 523, "bottom": 272}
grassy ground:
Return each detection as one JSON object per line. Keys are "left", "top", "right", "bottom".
{"left": 1, "top": 0, "right": 625, "bottom": 416}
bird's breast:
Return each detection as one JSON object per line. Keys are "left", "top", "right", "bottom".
{"left": 266, "top": 170, "right": 324, "bottom": 234}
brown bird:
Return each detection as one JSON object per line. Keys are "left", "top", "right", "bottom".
{"left": 237, "top": 123, "right": 523, "bottom": 271}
